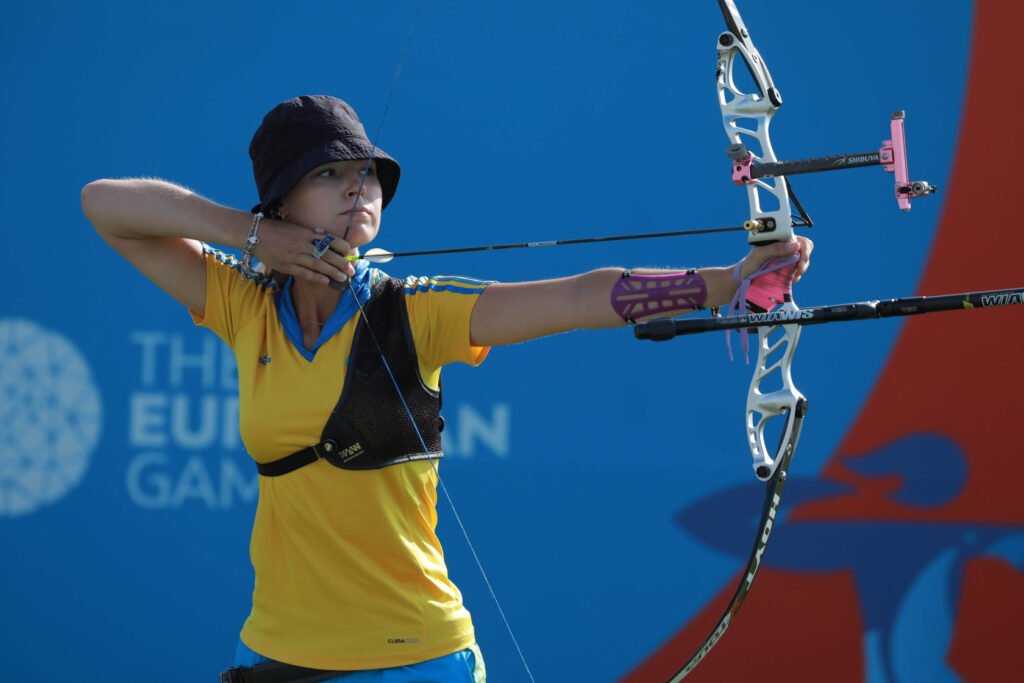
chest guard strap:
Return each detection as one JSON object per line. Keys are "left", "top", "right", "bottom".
{"left": 258, "top": 278, "right": 443, "bottom": 477}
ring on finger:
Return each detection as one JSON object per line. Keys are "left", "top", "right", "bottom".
{"left": 311, "top": 235, "right": 335, "bottom": 259}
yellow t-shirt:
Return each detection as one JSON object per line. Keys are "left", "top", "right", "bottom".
{"left": 191, "top": 247, "right": 490, "bottom": 669}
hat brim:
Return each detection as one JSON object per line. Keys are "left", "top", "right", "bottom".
{"left": 252, "top": 138, "right": 400, "bottom": 214}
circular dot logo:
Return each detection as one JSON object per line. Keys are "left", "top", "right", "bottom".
{"left": 0, "top": 319, "right": 103, "bottom": 517}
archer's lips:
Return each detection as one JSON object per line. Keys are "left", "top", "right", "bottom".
{"left": 342, "top": 207, "right": 372, "bottom": 217}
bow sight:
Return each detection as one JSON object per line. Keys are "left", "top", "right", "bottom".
{"left": 717, "top": 7, "right": 936, "bottom": 242}
{"left": 727, "top": 110, "right": 937, "bottom": 225}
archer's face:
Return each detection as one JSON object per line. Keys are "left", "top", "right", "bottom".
{"left": 279, "top": 159, "right": 383, "bottom": 248}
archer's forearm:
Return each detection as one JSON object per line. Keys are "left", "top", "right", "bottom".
{"left": 473, "top": 266, "right": 736, "bottom": 348}
{"left": 81, "top": 178, "right": 250, "bottom": 248}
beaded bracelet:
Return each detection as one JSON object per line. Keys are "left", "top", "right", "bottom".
{"left": 241, "top": 212, "right": 263, "bottom": 274}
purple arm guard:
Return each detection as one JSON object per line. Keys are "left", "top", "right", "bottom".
{"left": 610, "top": 269, "right": 708, "bottom": 323}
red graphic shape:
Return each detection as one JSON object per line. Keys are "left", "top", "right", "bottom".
{"left": 948, "top": 557, "right": 1024, "bottom": 680}
{"left": 621, "top": 570, "right": 862, "bottom": 682}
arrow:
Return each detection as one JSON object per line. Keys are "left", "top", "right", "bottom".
{"left": 342, "top": 224, "right": 751, "bottom": 263}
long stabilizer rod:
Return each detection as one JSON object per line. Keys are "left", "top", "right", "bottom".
{"left": 635, "top": 287, "right": 1024, "bottom": 341}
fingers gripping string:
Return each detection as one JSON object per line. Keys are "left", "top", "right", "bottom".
{"left": 342, "top": 4, "right": 536, "bottom": 681}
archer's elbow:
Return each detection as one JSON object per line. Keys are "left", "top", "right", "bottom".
{"left": 80, "top": 178, "right": 117, "bottom": 225}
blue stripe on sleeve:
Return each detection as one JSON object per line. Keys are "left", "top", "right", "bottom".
{"left": 403, "top": 275, "right": 493, "bottom": 296}
{"left": 203, "top": 244, "right": 278, "bottom": 290}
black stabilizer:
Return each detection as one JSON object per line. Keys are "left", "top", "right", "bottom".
{"left": 632, "top": 317, "right": 682, "bottom": 341}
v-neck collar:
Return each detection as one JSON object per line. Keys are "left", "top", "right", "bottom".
{"left": 276, "top": 260, "right": 375, "bottom": 362}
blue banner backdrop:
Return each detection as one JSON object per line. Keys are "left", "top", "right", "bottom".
{"left": 5, "top": 2, "right": 1014, "bottom": 682}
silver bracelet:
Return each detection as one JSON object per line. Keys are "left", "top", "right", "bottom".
{"left": 241, "top": 212, "right": 263, "bottom": 274}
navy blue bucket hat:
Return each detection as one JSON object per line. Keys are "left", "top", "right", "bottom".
{"left": 249, "top": 95, "right": 401, "bottom": 214}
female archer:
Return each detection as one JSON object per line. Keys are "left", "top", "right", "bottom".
{"left": 81, "top": 94, "right": 811, "bottom": 683}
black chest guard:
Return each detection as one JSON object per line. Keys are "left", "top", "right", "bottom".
{"left": 257, "top": 278, "right": 443, "bottom": 476}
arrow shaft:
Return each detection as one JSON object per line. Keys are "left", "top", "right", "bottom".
{"left": 367, "top": 225, "right": 747, "bottom": 260}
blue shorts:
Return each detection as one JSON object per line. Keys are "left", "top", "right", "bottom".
{"left": 232, "top": 640, "right": 486, "bottom": 683}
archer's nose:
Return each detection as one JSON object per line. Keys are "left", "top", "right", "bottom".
{"left": 346, "top": 180, "right": 365, "bottom": 199}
